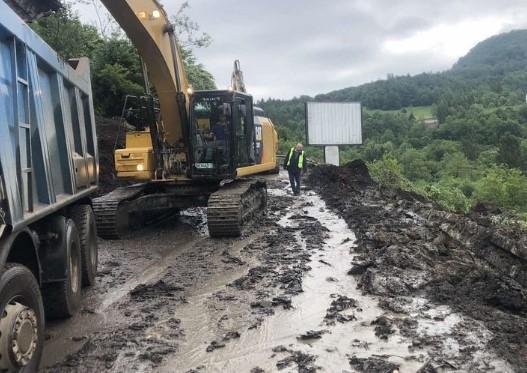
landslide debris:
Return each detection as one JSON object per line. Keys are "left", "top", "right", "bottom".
{"left": 324, "top": 295, "right": 359, "bottom": 325}
{"left": 95, "top": 116, "right": 132, "bottom": 195}
{"left": 273, "top": 346, "right": 320, "bottom": 372}
{"left": 307, "top": 159, "right": 527, "bottom": 370}
{"left": 348, "top": 355, "right": 400, "bottom": 372}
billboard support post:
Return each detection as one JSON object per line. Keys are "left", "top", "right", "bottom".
{"left": 305, "top": 102, "right": 363, "bottom": 166}
{"left": 324, "top": 146, "right": 340, "bottom": 166}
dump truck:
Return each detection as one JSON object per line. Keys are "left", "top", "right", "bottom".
{"left": 0, "top": 1, "right": 99, "bottom": 370}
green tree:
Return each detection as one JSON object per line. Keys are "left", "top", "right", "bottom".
{"left": 181, "top": 48, "right": 216, "bottom": 90}
{"left": 32, "top": 6, "right": 102, "bottom": 60}
{"left": 497, "top": 133, "right": 522, "bottom": 168}
{"left": 400, "top": 148, "right": 432, "bottom": 181}
{"left": 91, "top": 37, "right": 144, "bottom": 115}
{"left": 33, "top": 2, "right": 216, "bottom": 116}
{"left": 433, "top": 100, "right": 449, "bottom": 124}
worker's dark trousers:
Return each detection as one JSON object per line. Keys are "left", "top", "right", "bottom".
{"left": 288, "top": 170, "right": 301, "bottom": 194}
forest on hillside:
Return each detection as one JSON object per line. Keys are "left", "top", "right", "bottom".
{"left": 260, "top": 30, "right": 527, "bottom": 219}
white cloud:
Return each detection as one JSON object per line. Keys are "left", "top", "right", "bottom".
{"left": 72, "top": 0, "right": 527, "bottom": 99}
{"left": 382, "top": 16, "right": 508, "bottom": 59}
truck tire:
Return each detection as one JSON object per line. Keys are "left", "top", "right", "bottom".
{"left": 42, "top": 219, "right": 82, "bottom": 319}
{"left": 0, "top": 264, "right": 45, "bottom": 372}
{"left": 70, "top": 205, "right": 98, "bottom": 287}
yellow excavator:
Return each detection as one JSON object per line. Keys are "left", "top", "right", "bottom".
{"left": 93, "top": 0, "right": 279, "bottom": 238}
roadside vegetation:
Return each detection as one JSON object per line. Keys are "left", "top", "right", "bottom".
{"left": 261, "top": 30, "right": 527, "bottom": 219}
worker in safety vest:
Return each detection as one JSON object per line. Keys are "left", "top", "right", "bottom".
{"left": 283, "top": 143, "right": 307, "bottom": 195}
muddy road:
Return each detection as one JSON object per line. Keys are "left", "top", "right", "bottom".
{"left": 40, "top": 169, "right": 525, "bottom": 372}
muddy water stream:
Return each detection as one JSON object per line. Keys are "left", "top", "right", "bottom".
{"left": 162, "top": 184, "right": 424, "bottom": 372}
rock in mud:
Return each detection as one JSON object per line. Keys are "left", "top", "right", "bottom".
{"left": 206, "top": 340, "right": 226, "bottom": 352}
{"left": 297, "top": 330, "right": 328, "bottom": 340}
{"left": 130, "top": 280, "right": 184, "bottom": 302}
{"left": 275, "top": 348, "right": 319, "bottom": 372}
{"left": 371, "top": 316, "right": 395, "bottom": 340}
{"left": 272, "top": 345, "right": 289, "bottom": 353}
{"left": 138, "top": 346, "right": 175, "bottom": 365}
{"left": 221, "top": 250, "right": 246, "bottom": 265}
{"left": 223, "top": 331, "right": 241, "bottom": 341}
{"left": 348, "top": 258, "right": 374, "bottom": 275}
{"left": 272, "top": 295, "right": 293, "bottom": 309}
{"left": 325, "top": 295, "right": 359, "bottom": 325}
{"left": 206, "top": 331, "right": 241, "bottom": 353}
{"left": 348, "top": 355, "right": 400, "bottom": 372}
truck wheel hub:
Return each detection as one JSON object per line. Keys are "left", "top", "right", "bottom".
{"left": 0, "top": 302, "right": 38, "bottom": 369}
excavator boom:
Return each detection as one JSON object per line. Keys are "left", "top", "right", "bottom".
{"left": 100, "top": 0, "right": 189, "bottom": 145}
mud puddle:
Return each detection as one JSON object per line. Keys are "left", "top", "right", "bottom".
{"left": 41, "top": 212, "right": 207, "bottom": 370}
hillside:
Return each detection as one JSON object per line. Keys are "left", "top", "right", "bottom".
{"left": 260, "top": 30, "right": 527, "bottom": 219}
{"left": 306, "top": 29, "right": 527, "bottom": 111}
{"left": 454, "top": 29, "right": 527, "bottom": 72}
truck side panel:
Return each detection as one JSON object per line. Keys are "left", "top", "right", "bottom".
{"left": 0, "top": 1, "right": 98, "bottom": 233}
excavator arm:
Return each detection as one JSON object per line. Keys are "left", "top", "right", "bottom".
{"left": 100, "top": 0, "right": 190, "bottom": 146}
{"left": 231, "top": 60, "right": 246, "bottom": 93}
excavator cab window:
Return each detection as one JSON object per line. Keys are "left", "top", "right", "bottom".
{"left": 190, "top": 92, "right": 256, "bottom": 179}
{"left": 235, "top": 100, "right": 255, "bottom": 166}
{"left": 190, "top": 95, "right": 232, "bottom": 176}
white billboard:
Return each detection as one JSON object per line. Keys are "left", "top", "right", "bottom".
{"left": 306, "top": 102, "right": 362, "bottom": 145}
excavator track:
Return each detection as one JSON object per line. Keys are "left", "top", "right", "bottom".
{"left": 207, "top": 179, "right": 267, "bottom": 237}
{"left": 93, "top": 185, "right": 145, "bottom": 240}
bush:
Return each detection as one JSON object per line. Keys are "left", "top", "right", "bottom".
{"left": 369, "top": 155, "right": 411, "bottom": 189}
{"left": 423, "top": 184, "right": 471, "bottom": 212}
{"left": 474, "top": 166, "right": 527, "bottom": 212}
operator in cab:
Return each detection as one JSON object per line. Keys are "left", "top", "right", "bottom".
{"left": 284, "top": 143, "right": 307, "bottom": 196}
{"left": 209, "top": 113, "right": 228, "bottom": 163}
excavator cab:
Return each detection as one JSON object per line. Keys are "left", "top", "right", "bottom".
{"left": 189, "top": 90, "right": 256, "bottom": 180}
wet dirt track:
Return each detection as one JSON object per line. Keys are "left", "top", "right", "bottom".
{"left": 41, "top": 169, "right": 525, "bottom": 372}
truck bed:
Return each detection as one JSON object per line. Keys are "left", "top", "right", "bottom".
{"left": 0, "top": 0, "right": 98, "bottom": 234}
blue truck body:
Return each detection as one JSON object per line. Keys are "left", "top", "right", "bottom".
{"left": 0, "top": 0, "right": 98, "bottom": 237}
{"left": 0, "top": 2, "right": 100, "bottom": 370}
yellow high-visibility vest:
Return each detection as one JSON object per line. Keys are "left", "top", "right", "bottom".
{"left": 287, "top": 147, "right": 304, "bottom": 168}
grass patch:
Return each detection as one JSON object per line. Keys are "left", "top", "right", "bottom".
{"left": 368, "top": 106, "right": 434, "bottom": 120}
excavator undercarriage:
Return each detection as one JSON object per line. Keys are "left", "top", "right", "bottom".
{"left": 93, "top": 179, "right": 267, "bottom": 239}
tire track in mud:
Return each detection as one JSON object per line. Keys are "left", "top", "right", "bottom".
{"left": 41, "top": 211, "right": 209, "bottom": 371}
{"left": 41, "top": 176, "right": 313, "bottom": 372}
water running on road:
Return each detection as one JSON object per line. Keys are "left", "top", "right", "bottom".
{"left": 167, "top": 182, "right": 424, "bottom": 372}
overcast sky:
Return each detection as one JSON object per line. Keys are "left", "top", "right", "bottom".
{"left": 73, "top": 0, "right": 527, "bottom": 99}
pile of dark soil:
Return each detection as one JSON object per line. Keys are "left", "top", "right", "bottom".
{"left": 307, "top": 160, "right": 527, "bottom": 370}
{"left": 348, "top": 356, "right": 399, "bottom": 372}
{"left": 308, "top": 160, "right": 373, "bottom": 192}
{"left": 95, "top": 116, "right": 130, "bottom": 195}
